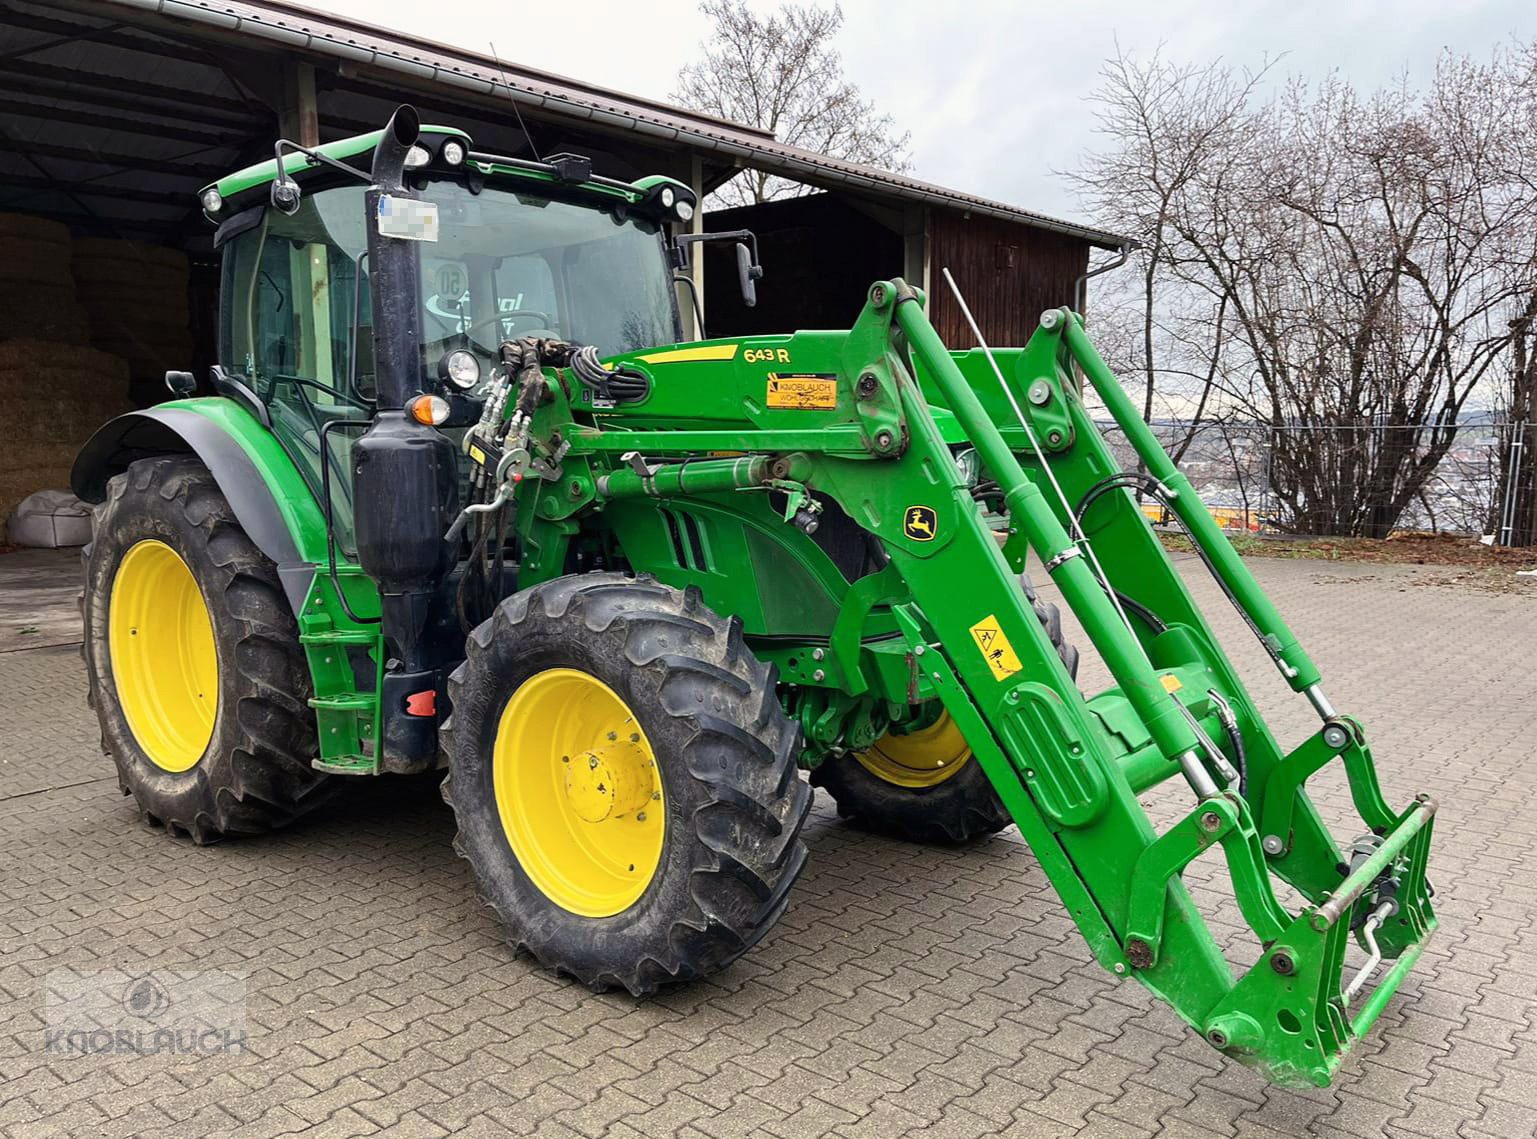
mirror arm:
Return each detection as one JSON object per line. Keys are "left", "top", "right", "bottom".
{"left": 270, "top": 137, "right": 377, "bottom": 213}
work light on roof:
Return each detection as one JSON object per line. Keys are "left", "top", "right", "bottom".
{"left": 440, "top": 139, "right": 467, "bottom": 166}
{"left": 404, "top": 144, "right": 432, "bottom": 168}
{"left": 675, "top": 199, "right": 695, "bottom": 223}
{"left": 200, "top": 188, "right": 222, "bottom": 213}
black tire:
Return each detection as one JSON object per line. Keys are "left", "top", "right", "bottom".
{"left": 82, "top": 455, "right": 334, "bottom": 842}
{"left": 441, "top": 573, "right": 812, "bottom": 995}
{"left": 811, "top": 574, "right": 1079, "bottom": 844}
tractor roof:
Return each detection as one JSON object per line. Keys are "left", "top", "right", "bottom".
{"left": 198, "top": 123, "right": 691, "bottom": 221}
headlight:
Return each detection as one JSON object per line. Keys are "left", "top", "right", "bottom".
{"left": 954, "top": 447, "right": 980, "bottom": 487}
{"left": 404, "top": 144, "right": 432, "bottom": 168}
{"left": 441, "top": 139, "right": 466, "bottom": 166}
{"left": 675, "top": 199, "right": 695, "bottom": 223}
{"left": 439, "top": 348, "right": 481, "bottom": 390}
{"left": 659, "top": 186, "right": 675, "bottom": 208}
{"left": 200, "top": 187, "right": 222, "bottom": 212}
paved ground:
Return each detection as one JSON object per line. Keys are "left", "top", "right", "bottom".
{"left": 1, "top": 554, "right": 1534, "bottom": 1138}
{"left": 0, "top": 549, "right": 82, "bottom": 654}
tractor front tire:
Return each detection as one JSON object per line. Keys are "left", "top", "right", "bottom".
{"left": 82, "top": 456, "right": 333, "bottom": 842}
{"left": 442, "top": 573, "right": 811, "bottom": 994}
{"left": 811, "top": 575, "right": 1079, "bottom": 844}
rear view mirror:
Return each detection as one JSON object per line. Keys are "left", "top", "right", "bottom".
{"left": 736, "top": 242, "right": 758, "bottom": 308}
{"left": 674, "top": 229, "right": 765, "bottom": 308}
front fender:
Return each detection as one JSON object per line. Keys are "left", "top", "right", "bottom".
{"left": 72, "top": 399, "right": 330, "bottom": 604}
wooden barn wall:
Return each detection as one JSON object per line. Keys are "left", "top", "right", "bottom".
{"left": 927, "top": 211, "right": 1090, "bottom": 349}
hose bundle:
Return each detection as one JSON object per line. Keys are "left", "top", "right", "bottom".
{"left": 568, "top": 344, "right": 650, "bottom": 405}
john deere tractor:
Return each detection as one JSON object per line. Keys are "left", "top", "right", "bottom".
{"left": 73, "top": 107, "right": 1436, "bottom": 1085}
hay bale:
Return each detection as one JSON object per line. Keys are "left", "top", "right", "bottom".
{"left": 74, "top": 261, "right": 189, "bottom": 294}
{"left": 0, "top": 239, "right": 75, "bottom": 287}
{"left": 23, "top": 395, "right": 132, "bottom": 443}
{"left": 67, "top": 328, "right": 193, "bottom": 388}
{"left": 0, "top": 341, "right": 132, "bottom": 415}
{"left": 0, "top": 213, "right": 69, "bottom": 246}
{"left": 0, "top": 338, "right": 129, "bottom": 381}
{"left": 0, "top": 341, "right": 133, "bottom": 513}
{"left": 0, "top": 441, "right": 90, "bottom": 523}
{"left": 0, "top": 286, "right": 92, "bottom": 343}
{"left": 72, "top": 237, "right": 187, "bottom": 274}
{"left": 0, "top": 213, "right": 73, "bottom": 288}
{"left": 71, "top": 239, "right": 193, "bottom": 373}
{"left": 0, "top": 213, "right": 84, "bottom": 330}
{"left": 75, "top": 300, "right": 190, "bottom": 338}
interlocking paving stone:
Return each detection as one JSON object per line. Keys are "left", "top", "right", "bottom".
{"left": 3, "top": 558, "right": 1536, "bottom": 1137}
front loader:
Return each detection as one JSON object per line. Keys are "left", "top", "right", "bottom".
{"left": 73, "top": 107, "right": 1435, "bottom": 1086}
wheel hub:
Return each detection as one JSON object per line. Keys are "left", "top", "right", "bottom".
{"left": 854, "top": 710, "right": 972, "bottom": 788}
{"left": 563, "top": 739, "right": 656, "bottom": 823}
{"left": 492, "top": 668, "right": 666, "bottom": 917}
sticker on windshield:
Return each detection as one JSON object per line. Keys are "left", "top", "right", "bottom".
{"left": 377, "top": 195, "right": 439, "bottom": 242}
{"left": 766, "top": 373, "right": 838, "bottom": 410}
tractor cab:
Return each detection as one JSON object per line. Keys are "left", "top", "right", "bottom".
{"left": 199, "top": 124, "right": 701, "bottom": 542}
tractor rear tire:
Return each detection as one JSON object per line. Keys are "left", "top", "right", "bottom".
{"left": 82, "top": 456, "right": 333, "bottom": 842}
{"left": 811, "top": 575, "right": 1079, "bottom": 844}
{"left": 441, "top": 573, "right": 812, "bottom": 994}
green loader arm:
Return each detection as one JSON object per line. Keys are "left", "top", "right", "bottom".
{"left": 509, "top": 281, "right": 1435, "bottom": 1086}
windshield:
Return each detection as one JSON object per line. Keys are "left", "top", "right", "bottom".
{"left": 217, "top": 177, "right": 681, "bottom": 547}
{"left": 219, "top": 181, "right": 680, "bottom": 387}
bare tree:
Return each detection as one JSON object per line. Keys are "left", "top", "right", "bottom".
{"left": 1073, "top": 43, "right": 1537, "bottom": 539}
{"left": 672, "top": 1, "right": 911, "bottom": 206}
{"left": 1485, "top": 41, "right": 1537, "bottom": 545}
{"left": 1069, "top": 49, "right": 1270, "bottom": 441}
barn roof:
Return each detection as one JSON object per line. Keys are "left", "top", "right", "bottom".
{"left": 0, "top": 0, "right": 1128, "bottom": 249}
{"left": 146, "top": 0, "right": 1125, "bottom": 246}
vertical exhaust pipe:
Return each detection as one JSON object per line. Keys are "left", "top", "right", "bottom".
{"left": 351, "top": 106, "right": 457, "bottom": 766}
{"left": 366, "top": 104, "right": 422, "bottom": 412}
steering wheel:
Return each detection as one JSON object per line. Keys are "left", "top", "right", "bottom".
{"left": 450, "top": 310, "right": 559, "bottom": 345}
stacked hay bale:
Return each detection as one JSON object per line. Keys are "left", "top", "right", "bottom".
{"left": 0, "top": 339, "right": 132, "bottom": 521}
{"left": 0, "top": 214, "right": 93, "bottom": 344}
{"left": 72, "top": 237, "right": 195, "bottom": 406}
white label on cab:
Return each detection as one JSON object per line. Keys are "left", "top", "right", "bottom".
{"left": 377, "top": 195, "right": 439, "bottom": 242}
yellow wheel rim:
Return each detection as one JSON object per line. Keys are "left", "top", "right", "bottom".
{"left": 108, "top": 540, "right": 219, "bottom": 773}
{"left": 492, "top": 668, "right": 665, "bottom": 917}
{"left": 854, "top": 711, "right": 972, "bottom": 789}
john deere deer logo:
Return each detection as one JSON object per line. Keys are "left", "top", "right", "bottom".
{"left": 903, "top": 506, "right": 938, "bottom": 542}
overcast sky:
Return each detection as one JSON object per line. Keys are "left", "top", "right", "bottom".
{"left": 306, "top": 0, "right": 1531, "bottom": 225}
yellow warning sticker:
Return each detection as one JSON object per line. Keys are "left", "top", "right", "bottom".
{"left": 969, "top": 614, "right": 1023, "bottom": 681}
{"left": 766, "top": 373, "right": 838, "bottom": 410}
{"left": 1160, "top": 673, "right": 1183, "bottom": 693}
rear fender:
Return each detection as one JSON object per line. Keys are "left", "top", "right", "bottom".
{"left": 71, "top": 399, "right": 330, "bottom": 611}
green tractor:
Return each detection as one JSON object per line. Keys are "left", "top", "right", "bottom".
{"left": 73, "top": 107, "right": 1436, "bottom": 1085}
